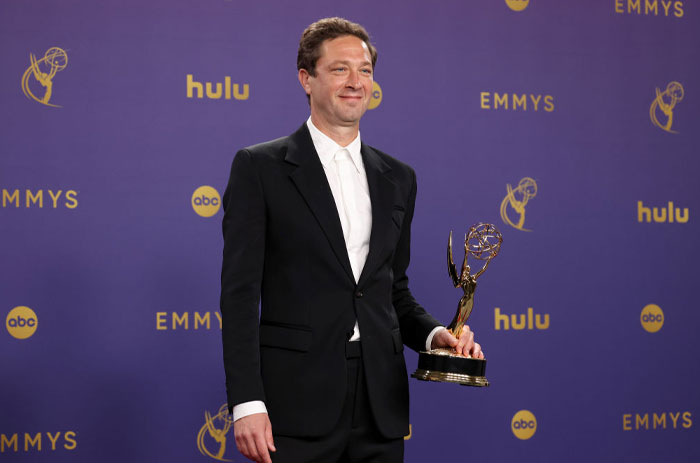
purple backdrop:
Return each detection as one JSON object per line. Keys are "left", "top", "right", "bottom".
{"left": 1, "top": 0, "right": 698, "bottom": 461}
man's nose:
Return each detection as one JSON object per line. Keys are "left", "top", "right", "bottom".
{"left": 346, "top": 71, "right": 361, "bottom": 89}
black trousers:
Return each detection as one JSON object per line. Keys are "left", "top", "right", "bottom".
{"left": 271, "top": 341, "right": 404, "bottom": 463}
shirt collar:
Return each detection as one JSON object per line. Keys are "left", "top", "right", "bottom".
{"left": 306, "top": 117, "right": 363, "bottom": 171}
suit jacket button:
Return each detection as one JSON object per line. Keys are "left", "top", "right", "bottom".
{"left": 356, "top": 291, "right": 364, "bottom": 298}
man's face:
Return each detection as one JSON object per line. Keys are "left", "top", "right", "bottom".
{"left": 300, "top": 35, "right": 374, "bottom": 130}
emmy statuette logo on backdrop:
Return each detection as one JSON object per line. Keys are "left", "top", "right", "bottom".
{"left": 650, "top": 81, "right": 684, "bottom": 133}
{"left": 21, "top": 47, "right": 68, "bottom": 107}
{"left": 197, "top": 404, "right": 233, "bottom": 461}
{"left": 500, "top": 177, "right": 537, "bottom": 231}
{"left": 412, "top": 223, "right": 502, "bottom": 387}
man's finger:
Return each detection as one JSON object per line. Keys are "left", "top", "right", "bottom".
{"left": 254, "top": 432, "right": 272, "bottom": 463}
{"left": 444, "top": 330, "right": 458, "bottom": 347}
{"left": 265, "top": 421, "right": 276, "bottom": 452}
{"left": 433, "top": 329, "right": 457, "bottom": 349}
{"left": 456, "top": 326, "right": 471, "bottom": 355}
{"left": 233, "top": 413, "right": 273, "bottom": 462}
{"left": 466, "top": 330, "right": 475, "bottom": 354}
{"left": 472, "top": 342, "right": 482, "bottom": 358}
{"left": 246, "top": 435, "right": 261, "bottom": 462}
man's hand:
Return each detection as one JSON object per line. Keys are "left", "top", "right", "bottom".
{"left": 431, "top": 325, "right": 484, "bottom": 358}
{"left": 234, "top": 412, "right": 275, "bottom": 463}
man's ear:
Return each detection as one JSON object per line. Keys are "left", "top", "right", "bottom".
{"left": 298, "top": 69, "right": 312, "bottom": 96}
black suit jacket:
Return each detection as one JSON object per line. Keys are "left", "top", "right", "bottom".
{"left": 220, "top": 123, "right": 440, "bottom": 439}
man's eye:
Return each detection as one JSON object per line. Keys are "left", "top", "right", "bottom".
{"left": 361, "top": 69, "right": 372, "bottom": 75}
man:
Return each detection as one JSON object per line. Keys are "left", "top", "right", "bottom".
{"left": 220, "top": 17, "right": 483, "bottom": 463}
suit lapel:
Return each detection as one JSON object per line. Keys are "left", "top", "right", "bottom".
{"left": 286, "top": 124, "right": 355, "bottom": 283}
{"left": 357, "top": 142, "right": 395, "bottom": 289}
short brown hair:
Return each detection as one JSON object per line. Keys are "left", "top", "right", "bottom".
{"left": 297, "top": 17, "right": 378, "bottom": 76}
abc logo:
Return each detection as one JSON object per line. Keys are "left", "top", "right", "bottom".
{"left": 511, "top": 410, "right": 537, "bottom": 440}
{"left": 368, "top": 81, "right": 382, "bottom": 110}
{"left": 6, "top": 306, "right": 38, "bottom": 339}
{"left": 505, "top": 0, "right": 529, "bottom": 11}
{"left": 192, "top": 185, "right": 221, "bottom": 218}
{"left": 640, "top": 304, "right": 664, "bottom": 333}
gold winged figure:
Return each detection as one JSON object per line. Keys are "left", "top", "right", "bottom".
{"left": 445, "top": 224, "right": 502, "bottom": 341}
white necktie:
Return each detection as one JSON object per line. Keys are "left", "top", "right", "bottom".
{"left": 334, "top": 148, "right": 369, "bottom": 282}
{"left": 334, "top": 149, "right": 354, "bottom": 241}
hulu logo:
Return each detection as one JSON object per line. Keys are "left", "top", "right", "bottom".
{"left": 637, "top": 201, "right": 688, "bottom": 223}
{"left": 494, "top": 308, "right": 549, "bottom": 331}
{"left": 186, "top": 74, "right": 249, "bottom": 100}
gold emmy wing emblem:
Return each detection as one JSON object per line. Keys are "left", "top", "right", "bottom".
{"left": 650, "top": 81, "right": 684, "bottom": 134}
{"left": 21, "top": 47, "right": 68, "bottom": 107}
{"left": 500, "top": 177, "right": 537, "bottom": 231}
{"left": 197, "top": 404, "right": 234, "bottom": 461}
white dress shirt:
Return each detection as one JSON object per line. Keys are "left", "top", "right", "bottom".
{"left": 307, "top": 116, "right": 371, "bottom": 342}
{"left": 232, "top": 118, "right": 444, "bottom": 421}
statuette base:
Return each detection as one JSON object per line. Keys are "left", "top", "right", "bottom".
{"left": 411, "top": 348, "right": 489, "bottom": 387}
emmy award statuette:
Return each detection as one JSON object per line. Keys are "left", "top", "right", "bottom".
{"left": 412, "top": 223, "right": 502, "bottom": 387}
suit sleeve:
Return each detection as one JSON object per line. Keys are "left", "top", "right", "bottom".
{"left": 220, "top": 149, "right": 267, "bottom": 413}
{"left": 392, "top": 168, "right": 442, "bottom": 352}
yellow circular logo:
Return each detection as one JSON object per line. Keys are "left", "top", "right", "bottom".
{"left": 640, "top": 304, "right": 664, "bottom": 333}
{"left": 6, "top": 306, "right": 38, "bottom": 339}
{"left": 191, "top": 186, "right": 221, "bottom": 218}
{"left": 368, "top": 81, "right": 382, "bottom": 110}
{"left": 511, "top": 410, "right": 537, "bottom": 440}
{"left": 506, "top": 0, "right": 530, "bottom": 11}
